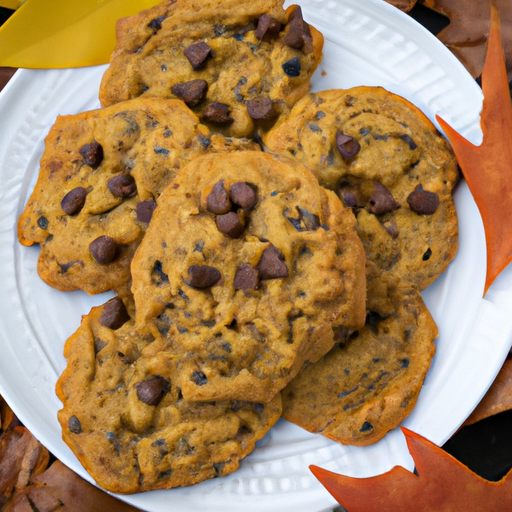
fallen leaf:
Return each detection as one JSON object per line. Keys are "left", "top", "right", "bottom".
{"left": 4, "top": 460, "right": 142, "bottom": 512}
{"left": 0, "top": 0, "right": 162, "bottom": 68}
{"left": 384, "top": 0, "right": 418, "bottom": 13}
{"left": 420, "top": 0, "right": 512, "bottom": 79}
{"left": 310, "top": 427, "right": 512, "bottom": 512}
{"left": 463, "top": 358, "right": 512, "bottom": 427}
{"left": 436, "top": 1, "right": 512, "bottom": 294}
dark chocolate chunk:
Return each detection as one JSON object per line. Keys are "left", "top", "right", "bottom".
{"left": 107, "top": 174, "right": 137, "bottom": 198}
{"left": 407, "top": 185, "right": 440, "bottom": 215}
{"left": 255, "top": 14, "right": 281, "bottom": 39}
{"left": 136, "top": 200, "right": 156, "bottom": 223}
{"left": 284, "top": 206, "right": 320, "bottom": 231}
{"left": 360, "top": 421, "right": 374, "bottom": 433}
{"left": 152, "top": 260, "right": 169, "bottom": 285}
{"left": 100, "top": 297, "right": 130, "bottom": 330}
{"left": 234, "top": 263, "right": 259, "bottom": 290}
{"left": 183, "top": 41, "right": 212, "bottom": 69}
{"left": 216, "top": 211, "right": 245, "bottom": 238}
{"left": 206, "top": 180, "right": 232, "bottom": 214}
{"left": 246, "top": 96, "right": 277, "bottom": 121}
{"left": 191, "top": 370, "right": 208, "bottom": 386}
{"left": 282, "top": 56, "right": 301, "bottom": 77}
{"left": 61, "top": 186, "right": 88, "bottom": 215}
{"left": 338, "top": 184, "right": 365, "bottom": 209}
{"left": 201, "top": 102, "right": 234, "bottom": 124}
{"left": 186, "top": 265, "right": 221, "bottom": 288}
{"left": 335, "top": 130, "right": 360, "bottom": 159}
{"left": 283, "top": 6, "right": 313, "bottom": 53}
{"left": 135, "top": 376, "right": 170, "bottom": 406}
{"left": 148, "top": 16, "right": 166, "bottom": 31}
{"left": 256, "top": 245, "right": 288, "bottom": 279}
{"left": 399, "top": 133, "right": 417, "bottom": 150}
{"left": 37, "top": 216, "right": 49, "bottom": 229}
{"left": 68, "top": 415, "right": 82, "bottom": 434}
{"left": 171, "top": 79, "right": 208, "bottom": 107}
{"left": 366, "top": 183, "right": 400, "bottom": 215}
{"left": 79, "top": 141, "right": 103, "bottom": 169}
{"left": 89, "top": 235, "right": 117, "bottom": 264}
{"left": 229, "top": 181, "right": 257, "bottom": 210}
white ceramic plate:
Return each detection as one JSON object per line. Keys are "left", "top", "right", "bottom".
{"left": 2, "top": 1, "right": 512, "bottom": 511}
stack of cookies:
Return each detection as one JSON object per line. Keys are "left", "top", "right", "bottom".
{"left": 17, "top": 0, "right": 459, "bottom": 494}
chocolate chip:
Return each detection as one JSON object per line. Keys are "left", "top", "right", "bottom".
{"left": 184, "top": 41, "right": 212, "bottom": 69}
{"left": 366, "top": 183, "right": 400, "bottom": 215}
{"left": 136, "top": 200, "right": 156, "bottom": 223}
{"left": 206, "top": 180, "right": 232, "bottom": 214}
{"left": 255, "top": 14, "right": 282, "bottom": 39}
{"left": 201, "top": 102, "right": 234, "bottom": 124}
{"left": 100, "top": 297, "right": 130, "bottom": 330}
{"left": 171, "top": 79, "right": 208, "bottom": 107}
{"left": 186, "top": 265, "right": 221, "bottom": 288}
{"left": 407, "top": 185, "right": 440, "bottom": 215}
{"left": 423, "top": 248, "right": 432, "bottom": 261}
{"left": 338, "top": 184, "right": 365, "bottom": 209}
{"left": 360, "top": 421, "right": 373, "bottom": 433}
{"left": 148, "top": 16, "right": 166, "bottom": 30}
{"left": 283, "top": 6, "right": 313, "bottom": 53}
{"left": 135, "top": 376, "right": 170, "bottom": 406}
{"left": 246, "top": 96, "right": 277, "bottom": 121}
{"left": 89, "top": 235, "right": 117, "bottom": 264}
{"left": 107, "top": 174, "right": 137, "bottom": 198}
{"left": 191, "top": 370, "right": 208, "bottom": 386}
{"left": 61, "top": 187, "right": 88, "bottom": 215}
{"left": 335, "top": 130, "right": 360, "bottom": 159}
{"left": 284, "top": 206, "right": 321, "bottom": 231}
{"left": 37, "top": 216, "right": 49, "bottom": 229}
{"left": 229, "top": 181, "right": 258, "bottom": 210}
{"left": 234, "top": 263, "right": 259, "bottom": 290}
{"left": 282, "top": 57, "right": 301, "bottom": 77}
{"left": 68, "top": 415, "right": 82, "bottom": 434}
{"left": 256, "top": 245, "right": 288, "bottom": 280}
{"left": 79, "top": 141, "right": 103, "bottom": 169}
{"left": 216, "top": 211, "right": 245, "bottom": 238}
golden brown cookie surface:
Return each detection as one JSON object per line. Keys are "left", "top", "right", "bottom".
{"left": 263, "top": 87, "right": 459, "bottom": 296}
{"left": 99, "top": 0, "right": 323, "bottom": 138}
{"left": 18, "top": 98, "right": 257, "bottom": 295}
{"left": 131, "top": 151, "right": 366, "bottom": 403}
{"left": 281, "top": 287, "right": 437, "bottom": 446}
{"left": 56, "top": 297, "right": 281, "bottom": 494}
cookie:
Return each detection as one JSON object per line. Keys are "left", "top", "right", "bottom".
{"left": 56, "top": 296, "right": 281, "bottom": 494}
{"left": 18, "top": 97, "right": 257, "bottom": 295}
{"left": 99, "top": 0, "right": 323, "bottom": 138}
{"left": 281, "top": 287, "right": 437, "bottom": 446}
{"left": 130, "top": 151, "right": 366, "bottom": 403}
{"left": 262, "top": 87, "right": 459, "bottom": 294}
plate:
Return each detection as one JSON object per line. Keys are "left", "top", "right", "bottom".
{"left": 1, "top": 0, "right": 512, "bottom": 511}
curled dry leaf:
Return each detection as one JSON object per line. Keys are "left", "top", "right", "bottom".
{"left": 420, "top": 0, "right": 512, "bottom": 79}
{"left": 463, "top": 358, "right": 512, "bottom": 427}
{"left": 310, "top": 427, "right": 512, "bottom": 512}
{"left": 0, "top": 394, "right": 141, "bottom": 511}
{"left": 436, "top": 1, "right": 512, "bottom": 294}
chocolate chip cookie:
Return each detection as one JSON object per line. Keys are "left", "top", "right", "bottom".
{"left": 99, "top": 0, "right": 324, "bottom": 138}
{"left": 56, "top": 296, "right": 281, "bottom": 494}
{"left": 262, "top": 87, "right": 459, "bottom": 296}
{"left": 281, "top": 287, "right": 437, "bottom": 446}
{"left": 130, "top": 151, "right": 366, "bottom": 403}
{"left": 17, "top": 97, "right": 257, "bottom": 295}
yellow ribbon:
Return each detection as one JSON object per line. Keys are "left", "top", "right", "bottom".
{"left": 0, "top": 0, "right": 161, "bottom": 68}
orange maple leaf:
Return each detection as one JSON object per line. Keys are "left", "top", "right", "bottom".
{"left": 310, "top": 427, "right": 512, "bottom": 512}
{"left": 436, "top": 1, "right": 512, "bottom": 295}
